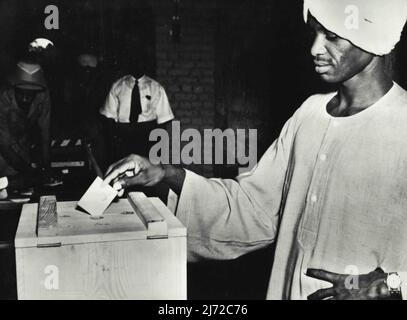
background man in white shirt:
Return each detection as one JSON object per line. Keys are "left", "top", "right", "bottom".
{"left": 104, "top": 0, "right": 407, "bottom": 300}
{"left": 99, "top": 57, "right": 174, "bottom": 164}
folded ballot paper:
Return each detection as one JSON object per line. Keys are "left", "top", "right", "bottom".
{"left": 77, "top": 177, "right": 118, "bottom": 216}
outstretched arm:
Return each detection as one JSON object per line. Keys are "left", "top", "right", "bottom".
{"left": 104, "top": 107, "right": 302, "bottom": 261}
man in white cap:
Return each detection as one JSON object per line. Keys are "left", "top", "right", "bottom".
{"left": 104, "top": 0, "right": 407, "bottom": 299}
{"left": 0, "top": 60, "right": 51, "bottom": 187}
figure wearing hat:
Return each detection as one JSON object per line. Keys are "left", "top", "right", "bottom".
{"left": 105, "top": 0, "right": 407, "bottom": 300}
{"left": 0, "top": 61, "right": 51, "bottom": 188}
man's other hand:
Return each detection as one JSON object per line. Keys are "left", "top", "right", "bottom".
{"left": 306, "top": 267, "right": 398, "bottom": 300}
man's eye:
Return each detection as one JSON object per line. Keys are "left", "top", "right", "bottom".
{"left": 326, "top": 33, "right": 338, "bottom": 40}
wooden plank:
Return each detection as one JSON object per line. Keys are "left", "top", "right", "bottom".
{"left": 127, "top": 192, "right": 168, "bottom": 239}
{"left": 16, "top": 197, "right": 184, "bottom": 248}
{"left": 37, "top": 196, "right": 58, "bottom": 239}
{"left": 149, "top": 198, "right": 186, "bottom": 238}
{"left": 16, "top": 200, "right": 149, "bottom": 248}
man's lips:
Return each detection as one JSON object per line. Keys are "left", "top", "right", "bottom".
{"left": 314, "top": 61, "right": 332, "bottom": 74}
{"left": 313, "top": 60, "right": 331, "bottom": 67}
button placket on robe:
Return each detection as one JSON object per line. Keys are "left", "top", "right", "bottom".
{"left": 298, "top": 120, "right": 337, "bottom": 251}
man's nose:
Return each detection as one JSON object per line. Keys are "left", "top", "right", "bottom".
{"left": 311, "top": 33, "right": 328, "bottom": 58}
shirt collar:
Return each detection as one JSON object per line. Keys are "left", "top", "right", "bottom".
{"left": 127, "top": 74, "right": 146, "bottom": 82}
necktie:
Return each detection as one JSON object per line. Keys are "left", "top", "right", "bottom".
{"left": 129, "top": 79, "right": 142, "bottom": 123}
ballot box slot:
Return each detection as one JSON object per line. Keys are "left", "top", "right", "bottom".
{"left": 37, "top": 242, "right": 62, "bottom": 248}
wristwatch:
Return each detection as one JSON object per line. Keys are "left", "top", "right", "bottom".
{"left": 385, "top": 272, "right": 402, "bottom": 297}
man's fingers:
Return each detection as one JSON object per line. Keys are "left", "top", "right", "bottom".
{"left": 113, "top": 181, "right": 123, "bottom": 191}
{"left": 104, "top": 155, "right": 135, "bottom": 179}
{"left": 117, "top": 175, "right": 141, "bottom": 189}
{"left": 115, "top": 171, "right": 154, "bottom": 189}
{"left": 306, "top": 269, "right": 343, "bottom": 284}
{"left": 307, "top": 287, "right": 337, "bottom": 300}
{"left": 104, "top": 161, "right": 135, "bottom": 185}
{"left": 104, "top": 163, "right": 123, "bottom": 184}
{"left": 105, "top": 158, "right": 125, "bottom": 177}
{"left": 104, "top": 156, "right": 144, "bottom": 186}
{"left": 134, "top": 161, "right": 141, "bottom": 175}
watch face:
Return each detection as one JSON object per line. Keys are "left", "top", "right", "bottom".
{"left": 387, "top": 274, "right": 402, "bottom": 289}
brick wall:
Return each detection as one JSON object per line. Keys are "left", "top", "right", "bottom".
{"left": 152, "top": 1, "right": 216, "bottom": 177}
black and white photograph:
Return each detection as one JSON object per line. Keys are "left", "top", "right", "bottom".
{"left": 0, "top": 0, "right": 407, "bottom": 308}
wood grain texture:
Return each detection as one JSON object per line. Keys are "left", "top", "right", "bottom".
{"left": 127, "top": 192, "right": 168, "bottom": 239}
{"left": 15, "top": 196, "right": 187, "bottom": 300}
{"left": 37, "top": 196, "right": 58, "bottom": 238}
{"left": 16, "top": 237, "right": 186, "bottom": 299}
{"left": 16, "top": 200, "right": 149, "bottom": 248}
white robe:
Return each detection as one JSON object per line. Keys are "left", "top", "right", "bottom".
{"left": 176, "top": 82, "right": 407, "bottom": 299}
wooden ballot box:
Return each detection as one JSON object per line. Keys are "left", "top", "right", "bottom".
{"left": 14, "top": 193, "right": 187, "bottom": 300}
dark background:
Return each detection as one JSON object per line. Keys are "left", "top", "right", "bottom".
{"left": 0, "top": 0, "right": 406, "bottom": 299}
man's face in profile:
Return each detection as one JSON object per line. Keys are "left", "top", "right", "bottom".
{"left": 308, "top": 14, "right": 375, "bottom": 84}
